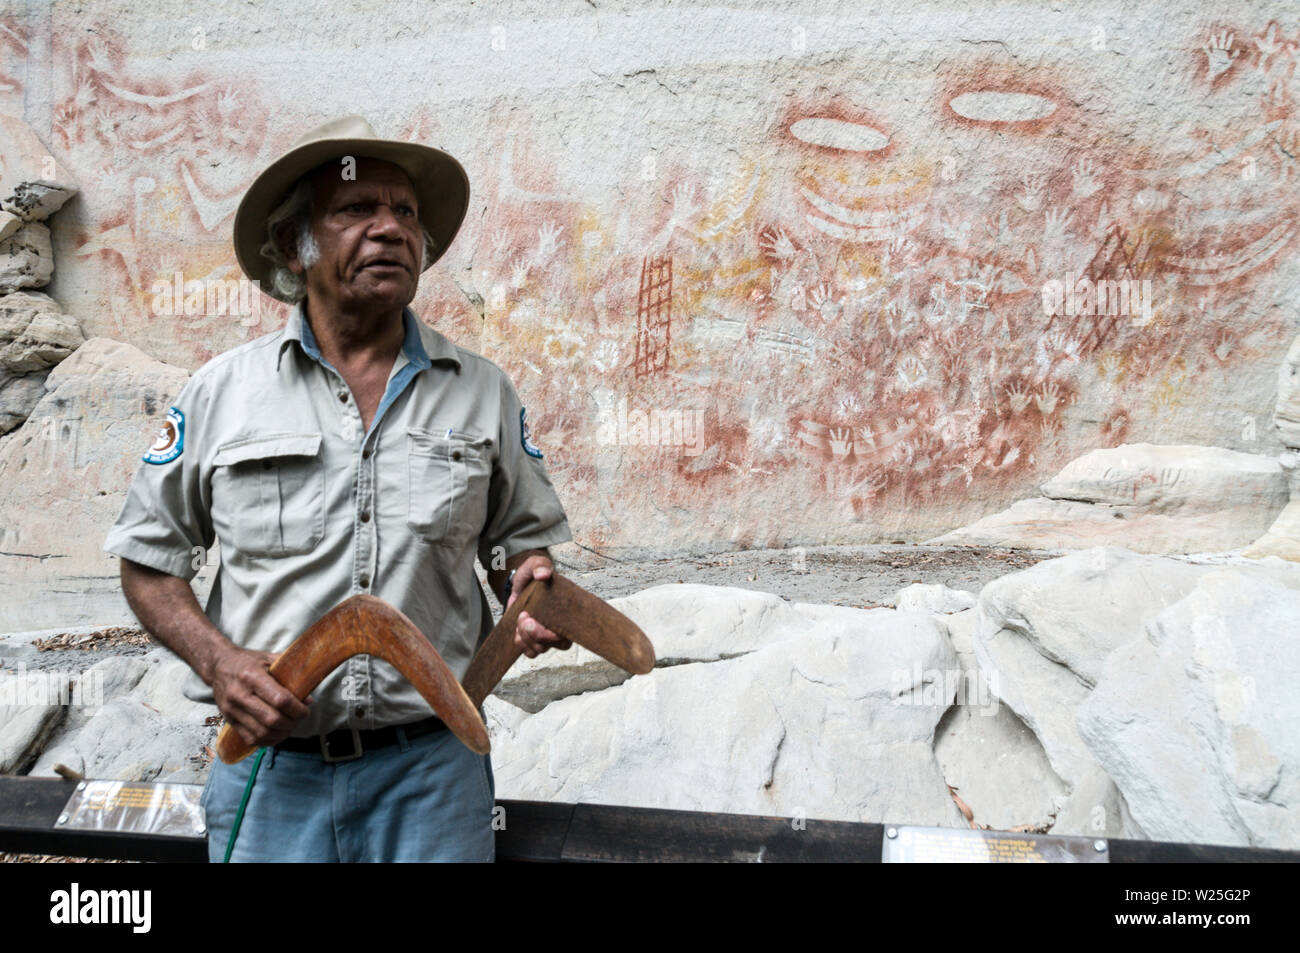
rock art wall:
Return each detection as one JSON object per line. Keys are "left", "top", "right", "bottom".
{"left": 1, "top": 1, "right": 1299, "bottom": 627}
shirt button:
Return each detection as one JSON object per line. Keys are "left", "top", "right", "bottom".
{"left": 338, "top": 393, "right": 348, "bottom": 403}
{"left": 451, "top": 450, "right": 462, "bottom": 461}
{"left": 359, "top": 575, "right": 370, "bottom": 589}
{"left": 360, "top": 510, "right": 371, "bottom": 523}
{"left": 362, "top": 447, "right": 372, "bottom": 460}
{"left": 354, "top": 706, "right": 365, "bottom": 718}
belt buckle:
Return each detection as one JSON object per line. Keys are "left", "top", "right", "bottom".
{"left": 320, "top": 728, "right": 363, "bottom": 763}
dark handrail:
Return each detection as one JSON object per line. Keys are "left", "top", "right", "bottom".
{"left": 0, "top": 776, "right": 1294, "bottom": 863}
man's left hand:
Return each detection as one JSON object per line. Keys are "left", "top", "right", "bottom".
{"left": 506, "top": 555, "right": 573, "bottom": 658}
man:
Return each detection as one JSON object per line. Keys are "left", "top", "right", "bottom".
{"left": 104, "top": 116, "right": 574, "bottom": 862}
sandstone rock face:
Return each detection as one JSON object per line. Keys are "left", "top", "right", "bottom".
{"left": 0, "top": 114, "right": 78, "bottom": 227}
{"left": 497, "top": 583, "right": 876, "bottom": 712}
{"left": 1040, "top": 444, "right": 1286, "bottom": 512}
{"left": 0, "top": 338, "right": 199, "bottom": 631}
{"left": 3, "top": 9, "right": 1295, "bottom": 553}
{"left": 488, "top": 559, "right": 1300, "bottom": 844}
{"left": 895, "top": 583, "right": 977, "bottom": 614}
{"left": 0, "top": 223, "right": 53, "bottom": 292}
{"left": 1247, "top": 333, "right": 1300, "bottom": 561}
{"left": 0, "top": 114, "right": 83, "bottom": 440}
{"left": 977, "top": 546, "right": 1217, "bottom": 688}
{"left": 1244, "top": 452, "right": 1300, "bottom": 561}
{"left": 0, "top": 692, "right": 65, "bottom": 773}
{"left": 929, "top": 444, "right": 1288, "bottom": 554}
{"left": 968, "top": 547, "right": 1300, "bottom": 843}
{"left": 966, "top": 547, "right": 1230, "bottom": 836}
{"left": 29, "top": 650, "right": 217, "bottom": 783}
{"left": 0, "top": 291, "right": 84, "bottom": 433}
{"left": 932, "top": 607, "right": 1075, "bottom": 834}
{"left": 489, "top": 586, "right": 968, "bottom": 827}
{"left": 1078, "top": 570, "right": 1300, "bottom": 848}
{"left": 1276, "top": 334, "right": 1300, "bottom": 451}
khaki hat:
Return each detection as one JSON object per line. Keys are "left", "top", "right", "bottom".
{"left": 232, "top": 115, "right": 470, "bottom": 301}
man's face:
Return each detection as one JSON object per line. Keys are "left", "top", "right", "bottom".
{"left": 290, "top": 158, "right": 423, "bottom": 314}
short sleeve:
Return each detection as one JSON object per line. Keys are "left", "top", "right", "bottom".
{"left": 103, "top": 374, "right": 214, "bottom": 580}
{"left": 476, "top": 372, "right": 572, "bottom": 568}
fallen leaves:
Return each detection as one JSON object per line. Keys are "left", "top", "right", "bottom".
{"left": 34, "top": 627, "right": 151, "bottom": 652}
{"left": 947, "top": 783, "right": 1054, "bottom": 834}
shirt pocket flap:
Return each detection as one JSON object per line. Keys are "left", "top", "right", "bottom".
{"left": 214, "top": 432, "right": 323, "bottom": 467}
{"left": 407, "top": 428, "right": 491, "bottom": 459}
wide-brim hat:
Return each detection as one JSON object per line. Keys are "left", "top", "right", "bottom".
{"left": 232, "top": 115, "right": 470, "bottom": 302}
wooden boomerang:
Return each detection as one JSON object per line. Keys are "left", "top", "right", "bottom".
{"left": 461, "top": 573, "right": 656, "bottom": 709}
{"left": 214, "top": 595, "right": 489, "bottom": 764}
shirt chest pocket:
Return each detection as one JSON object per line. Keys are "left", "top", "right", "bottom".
{"left": 406, "top": 428, "right": 492, "bottom": 550}
{"left": 212, "top": 433, "right": 325, "bottom": 558}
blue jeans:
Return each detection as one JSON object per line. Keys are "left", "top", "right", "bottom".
{"left": 200, "top": 725, "right": 496, "bottom": 862}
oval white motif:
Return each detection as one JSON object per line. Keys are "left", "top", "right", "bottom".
{"left": 949, "top": 91, "right": 1057, "bottom": 122}
{"left": 789, "top": 117, "right": 890, "bottom": 152}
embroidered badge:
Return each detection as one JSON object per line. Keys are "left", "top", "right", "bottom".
{"left": 520, "top": 407, "right": 543, "bottom": 459}
{"left": 143, "top": 407, "right": 185, "bottom": 465}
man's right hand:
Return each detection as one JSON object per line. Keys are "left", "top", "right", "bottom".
{"left": 210, "top": 646, "right": 311, "bottom": 749}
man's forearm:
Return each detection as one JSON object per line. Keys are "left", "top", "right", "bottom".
{"left": 119, "top": 558, "right": 233, "bottom": 685}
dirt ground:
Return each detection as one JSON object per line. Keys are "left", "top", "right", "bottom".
{"left": 6, "top": 543, "right": 1060, "bottom": 676}
{"left": 541, "top": 541, "right": 1057, "bottom": 609}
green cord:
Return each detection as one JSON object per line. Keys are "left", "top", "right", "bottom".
{"left": 222, "top": 747, "right": 266, "bottom": 864}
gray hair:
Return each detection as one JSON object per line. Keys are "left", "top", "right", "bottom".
{"left": 259, "top": 176, "right": 439, "bottom": 303}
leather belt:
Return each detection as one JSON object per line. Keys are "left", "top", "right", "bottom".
{"left": 275, "top": 715, "right": 448, "bottom": 763}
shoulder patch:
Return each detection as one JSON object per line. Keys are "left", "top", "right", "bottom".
{"left": 520, "top": 406, "right": 543, "bottom": 459}
{"left": 143, "top": 407, "right": 185, "bottom": 465}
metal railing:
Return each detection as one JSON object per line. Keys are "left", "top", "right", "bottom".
{"left": 1, "top": 776, "right": 1295, "bottom": 863}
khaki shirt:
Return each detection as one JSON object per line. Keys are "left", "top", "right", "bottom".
{"left": 104, "top": 304, "right": 572, "bottom": 736}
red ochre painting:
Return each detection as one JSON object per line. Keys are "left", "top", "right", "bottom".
{"left": 17, "top": 15, "right": 1300, "bottom": 550}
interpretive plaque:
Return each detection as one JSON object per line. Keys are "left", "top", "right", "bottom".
{"left": 59, "top": 780, "right": 206, "bottom": 838}
{"left": 882, "top": 825, "right": 1108, "bottom": 863}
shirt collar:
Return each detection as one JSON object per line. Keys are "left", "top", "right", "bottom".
{"left": 276, "top": 302, "right": 461, "bottom": 372}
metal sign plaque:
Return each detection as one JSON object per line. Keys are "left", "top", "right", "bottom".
{"left": 58, "top": 780, "right": 206, "bottom": 839}
{"left": 882, "top": 825, "right": 1108, "bottom": 863}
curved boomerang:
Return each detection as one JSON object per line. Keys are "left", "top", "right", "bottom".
{"left": 462, "top": 573, "right": 655, "bottom": 709}
{"left": 215, "top": 595, "right": 489, "bottom": 764}
{"left": 214, "top": 576, "right": 656, "bottom": 765}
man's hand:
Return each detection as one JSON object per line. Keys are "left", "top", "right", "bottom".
{"left": 119, "top": 557, "right": 312, "bottom": 748}
{"left": 505, "top": 554, "right": 572, "bottom": 659}
{"left": 210, "top": 645, "right": 311, "bottom": 748}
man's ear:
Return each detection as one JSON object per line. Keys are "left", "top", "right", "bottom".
{"left": 274, "top": 222, "right": 305, "bottom": 276}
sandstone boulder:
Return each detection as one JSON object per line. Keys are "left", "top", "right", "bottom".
{"left": 0, "top": 290, "right": 84, "bottom": 433}
{"left": 1078, "top": 570, "right": 1300, "bottom": 848}
{"left": 1243, "top": 452, "right": 1300, "bottom": 561}
{"left": 1276, "top": 333, "right": 1300, "bottom": 450}
{"left": 29, "top": 650, "right": 217, "bottom": 783}
{"left": 0, "top": 337, "right": 199, "bottom": 632}
{"left": 932, "top": 607, "right": 1076, "bottom": 834}
{"left": 0, "top": 114, "right": 78, "bottom": 227}
{"left": 496, "top": 582, "right": 892, "bottom": 712}
{"left": 0, "top": 223, "right": 53, "bottom": 292}
{"left": 0, "top": 688, "right": 65, "bottom": 774}
{"left": 488, "top": 595, "right": 967, "bottom": 828}
{"left": 968, "top": 547, "right": 1228, "bottom": 836}
{"left": 895, "top": 582, "right": 977, "bottom": 614}
{"left": 929, "top": 444, "right": 1288, "bottom": 553}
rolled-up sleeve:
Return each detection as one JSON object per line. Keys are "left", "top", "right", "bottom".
{"left": 476, "top": 372, "right": 572, "bottom": 568}
{"left": 103, "top": 374, "right": 214, "bottom": 580}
